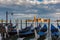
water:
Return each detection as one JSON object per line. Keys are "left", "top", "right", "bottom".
{"left": 17, "top": 38, "right": 24, "bottom": 40}
{"left": 0, "top": 34, "right": 2, "bottom": 40}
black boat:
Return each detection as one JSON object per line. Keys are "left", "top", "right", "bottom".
{"left": 51, "top": 24, "right": 59, "bottom": 36}
{"left": 8, "top": 19, "right": 17, "bottom": 36}
{"left": 19, "top": 24, "right": 33, "bottom": 33}
{"left": 37, "top": 24, "right": 47, "bottom": 40}
{"left": 8, "top": 23, "right": 34, "bottom": 37}
{"left": 8, "top": 25, "right": 17, "bottom": 36}
{"left": 51, "top": 24, "right": 59, "bottom": 40}
{"left": 37, "top": 24, "right": 47, "bottom": 36}
{"left": 8, "top": 19, "right": 34, "bottom": 36}
{"left": 19, "top": 23, "right": 41, "bottom": 38}
{"left": 51, "top": 24, "right": 58, "bottom": 33}
{"left": 19, "top": 24, "right": 34, "bottom": 37}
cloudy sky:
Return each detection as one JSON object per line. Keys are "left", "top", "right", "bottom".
{"left": 0, "top": 0, "right": 60, "bottom": 21}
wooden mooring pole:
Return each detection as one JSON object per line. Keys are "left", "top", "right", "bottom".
{"left": 34, "top": 16, "right": 38, "bottom": 40}
{"left": 47, "top": 19, "right": 51, "bottom": 40}
{"left": 4, "top": 11, "right": 8, "bottom": 38}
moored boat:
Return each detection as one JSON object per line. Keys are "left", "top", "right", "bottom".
{"left": 37, "top": 24, "right": 47, "bottom": 40}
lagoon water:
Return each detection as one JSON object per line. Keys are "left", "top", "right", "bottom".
{"left": 0, "top": 34, "right": 2, "bottom": 40}
{"left": 17, "top": 38, "right": 24, "bottom": 40}
{"left": 16, "top": 22, "right": 59, "bottom": 30}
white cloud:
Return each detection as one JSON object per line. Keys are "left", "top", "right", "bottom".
{"left": 13, "top": 13, "right": 37, "bottom": 18}
{"left": 0, "top": 0, "right": 60, "bottom": 5}
{"left": 43, "top": 0, "right": 60, "bottom": 4}
{"left": 0, "top": 0, "right": 40, "bottom": 5}
{"left": 25, "top": 9, "right": 38, "bottom": 13}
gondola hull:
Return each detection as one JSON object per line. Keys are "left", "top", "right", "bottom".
{"left": 19, "top": 32, "right": 34, "bottom": 38}
{"left": 8, "top": 31, "right": 17, "bottom": 36}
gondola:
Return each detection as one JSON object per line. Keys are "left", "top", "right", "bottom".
{"left": 8, "top": 25, "right": 17, "bottom": 36}
{"left": 19, "top": 23, "right": 41, "bottom": 38}
{"left": 19, "top": 26, "right": 36, "bottom": 37}
{"left": 7, "top": 19, "right": 17, "bottom": 36}
{"left": 8, "top": 24, "right": 33, "bottom": 36}
{"left": 8, "top": 19, "right": 34, "bottom": 36}
{"left": 19, "top": 24, "right": 33, "bottom": 33}
{"left": 51, "top": 24, "right": 59, "bottom": 36}
{"left": 37, "top": 24, "right": 47, "bottom": 36}
{"left": 51, "top": 24, "right": 58, "bottom": 33}
{"left": 37, "top": 24, "right": 47, "bottom": 40}
{"left": 8, "top": 25, "right": 33, "bottom": 37}
{"left": 51, "top": 24, "right": 59, "bottom": 40}
{"left": 19, "top": 30, "right": 34, "bottom": 38}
